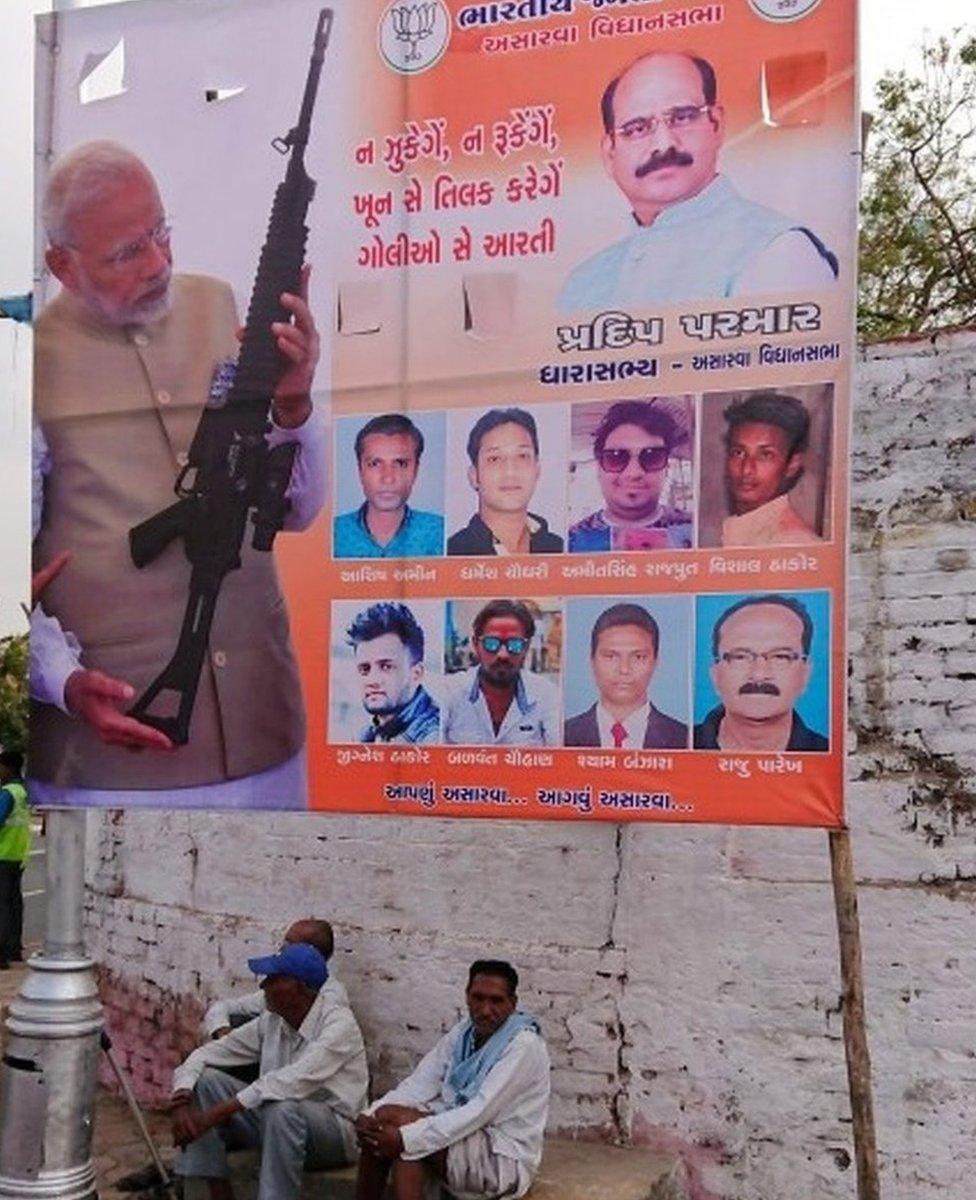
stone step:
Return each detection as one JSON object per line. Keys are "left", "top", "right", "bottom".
{"left": 206, "top": 1138, "right": 689, "bottom": 1200}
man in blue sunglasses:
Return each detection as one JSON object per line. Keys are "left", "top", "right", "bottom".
{"left": 443, "top": 600, "right": 560, "bottom": 746}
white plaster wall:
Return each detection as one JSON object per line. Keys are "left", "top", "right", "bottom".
{"left": 84, "top": 330, "right": 976, "bottom": 1200}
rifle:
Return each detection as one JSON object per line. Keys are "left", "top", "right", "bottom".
{"left": 127, "top": 8, "right": 333, "bottom": 746}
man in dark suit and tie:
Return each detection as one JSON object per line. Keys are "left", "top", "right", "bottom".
{"left": 564, "top": 603, "right": 688, "bottom": 750}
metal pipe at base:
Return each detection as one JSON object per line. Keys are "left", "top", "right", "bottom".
{"left": 0, "top": 812, "right": 102, "bottom": 1200}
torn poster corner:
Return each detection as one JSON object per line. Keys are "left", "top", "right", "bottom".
{"left": 78, "top": 38, "right": 127, "bottom": 105}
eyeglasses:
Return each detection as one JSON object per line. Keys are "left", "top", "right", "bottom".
{"left": 99, "top": 218, "right": 172, "bottom": 269}
{"left": 479, "top": 635, "right": 527, "bottom": 655}
{"left": 718, "top": 650, "right": 807, "bottom": 668}
{"left": 614, "top": 105, "right": 713, "bottom": 142}
{"left": 595, "top": 446, "right": 669, "bottom": 474}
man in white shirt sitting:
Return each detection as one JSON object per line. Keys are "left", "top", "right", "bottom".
{"left": 354, "top": 960, "right": 550, "bottom": 1200}
{"left": 203, "top": 918, "right": 346, "bottom": 1040}
{"left": 170, "top": 942, "right": 368, "bottom": 1200}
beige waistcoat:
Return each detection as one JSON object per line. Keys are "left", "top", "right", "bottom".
{"left": 32, "top": 274, "right": 305, "bottom": 790}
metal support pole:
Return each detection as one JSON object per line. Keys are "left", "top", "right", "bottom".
{"left": 0, "top": 809, "right": 102, "bottom": 1200}
{"left": 1, "top": 5, "right": 109, "bottom": 1197}
{"left": 829, "top": 828, "right": 882, "bottom": 1200}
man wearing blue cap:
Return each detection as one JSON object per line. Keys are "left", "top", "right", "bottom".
{"left": 354, "top": 960, "right": 550, "bottom": 1200}
{"left": 170, "top": 942, "right": 368, "bottom": 1200}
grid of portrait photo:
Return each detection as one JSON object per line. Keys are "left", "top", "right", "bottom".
{"left": 328, "top": 591, "right": 832, "bottom": 754}
{"left": 330, "top": 383, "right": 834, "bottom": 560}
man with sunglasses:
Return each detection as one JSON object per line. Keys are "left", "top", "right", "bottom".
{"left": 30, "top": 140, "right": 324, "bottom": 806}
{"left": 443, "top": 600, "right": 560, "bottom": 746}
{"left": 569, "top": 400, "right": 692, "bottom": 553}
{"left": 694, "top": 595, "right": 828, "bottom": 751}
{"left": 558, "top": 52, "right": 838, "bottom": 312}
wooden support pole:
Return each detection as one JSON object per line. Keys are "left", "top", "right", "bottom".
{"left": 829, "top": 828, "right": 882, "bottom": 1200}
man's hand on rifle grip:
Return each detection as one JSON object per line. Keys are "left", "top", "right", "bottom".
{"left": 64, "top": 669, "right": 174, "bottom": 752}
{"left": 271, "top": 262, "right": 319, "bottom": 429}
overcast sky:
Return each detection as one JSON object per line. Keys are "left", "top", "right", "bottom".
{"left": 1, "top": 0, "right": 973, "bottom": 633}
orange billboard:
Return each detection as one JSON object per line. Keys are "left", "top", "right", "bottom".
{"left": 31, "top": 0, "right": 856, "bottom": 824}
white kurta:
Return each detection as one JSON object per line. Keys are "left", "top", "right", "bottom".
{"left": 368, "top": 1019, "right": 550, "bottom": 1198}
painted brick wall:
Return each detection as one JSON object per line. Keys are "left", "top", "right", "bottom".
{"left": 84, "top": 330, "right": 976, "bottom": 1200}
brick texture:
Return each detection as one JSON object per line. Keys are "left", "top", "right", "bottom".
{"left": 85, "top": 330, "right": 976, "bottom": 1200}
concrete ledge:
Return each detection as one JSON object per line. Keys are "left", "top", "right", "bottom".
{"left": 532, "top": 1139, "right": 689, "bottom": 1200}
{"left": 213, "top": 1138, "right": 688, "bottom": 1200}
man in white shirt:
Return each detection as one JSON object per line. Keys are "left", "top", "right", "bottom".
{"left": 559, "top": 52, "right": 838, "bottom": 311}
{"left": 170, "top": 942, "right": 368, "bottom": 1200}
{"left": 442, "top": 601, "right": 560, "bottom": 747}
{"left": 354, "top": 960, "right": 550, "bottom": 1200}
{"left": 203, "top": 919, "right": 346, "bottom": 1041}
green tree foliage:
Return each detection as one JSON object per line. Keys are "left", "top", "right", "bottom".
{"left": 0, "top": 634, "right": 28, "bottom": 760}
{"left": 859, "top": 32, "right": 976, "bottom": 341}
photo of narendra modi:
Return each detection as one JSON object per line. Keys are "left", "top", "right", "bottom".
{"left": 29, "top": 0, "right": 335, "bottom": 811}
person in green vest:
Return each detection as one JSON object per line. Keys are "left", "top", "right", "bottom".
{"left": 0, "top": 750, "right": 31, "bottom": 969}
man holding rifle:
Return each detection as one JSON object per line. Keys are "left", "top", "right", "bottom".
{"left": 30, "top": 139, "right": 325, "bottom": 807}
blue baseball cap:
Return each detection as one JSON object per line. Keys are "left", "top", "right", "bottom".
{"left": 247, "top": 942, "right": 328, "bottom": 991}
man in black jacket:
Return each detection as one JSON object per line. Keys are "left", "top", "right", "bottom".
{"left": 448, "top": 408, "right": 563, "bottom": 556}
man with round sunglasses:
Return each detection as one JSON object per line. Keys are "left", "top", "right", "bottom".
{"left": 569, "top": 400, "right": 692, "bottom": 553}
{"left": 443, "top": 600, "right": 560, "bottom": 746}
{"left": 694, "top": 595, "right": 828, "bottom": 751}
{"left": 558, "top": 52, "right": 838, "bottom": 311}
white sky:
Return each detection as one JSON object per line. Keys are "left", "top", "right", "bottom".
{"left": 1, "top": 0, "right": 973, "bottom": 633}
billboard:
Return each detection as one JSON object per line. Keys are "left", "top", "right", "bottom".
{"left": 30, "top": 0, "right": 857, "bottom": 823}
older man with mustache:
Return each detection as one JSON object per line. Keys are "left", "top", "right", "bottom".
{"left": 694, "top": 595, "right": 828, "bottom": 752}
{"left": 558, "top": 52, "right": 838, "bottom": 311}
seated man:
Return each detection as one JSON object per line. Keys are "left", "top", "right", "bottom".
{"left": 170, "top": 943, "right": 368, "bottom": 1200}
{"left": 355, "top": 959, "right": 550, "bottom": 1200}
{"left": 204, "top": 918, "right": 347, "bottom": 1039}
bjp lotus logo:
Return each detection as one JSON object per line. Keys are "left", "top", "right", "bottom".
{"left": 378, "top": 0, "right": 450, "bottom": 74}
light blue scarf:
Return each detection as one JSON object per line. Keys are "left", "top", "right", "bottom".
{"left": 447, "top": 1012, "right": 540, "bottom": 1106}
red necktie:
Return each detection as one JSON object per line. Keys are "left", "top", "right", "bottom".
{"left": 611, "top": 721, "right": 627, "bottom": 748}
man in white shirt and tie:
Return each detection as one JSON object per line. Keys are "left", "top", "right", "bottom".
{"left": 563, "top": 603, "right": 688, "bottom": 750}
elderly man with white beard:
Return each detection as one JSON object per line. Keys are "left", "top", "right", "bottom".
{"left": 30, "top": 140, "right": 326, "bottom": 807}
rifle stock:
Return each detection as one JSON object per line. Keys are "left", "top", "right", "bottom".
{"left": 127, "top": 8, "right": 332, "bottom": 746}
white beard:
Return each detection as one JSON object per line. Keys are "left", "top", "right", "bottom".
{"left": 76, "top": 266, "right": 172, "bottom": 328}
